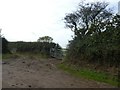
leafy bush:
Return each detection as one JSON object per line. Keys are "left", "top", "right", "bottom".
{"left": 2, "top": 37, "right": 10, "bottom": 54}
{"left": 64, "top": 1, "right": 120, "bottom": 67}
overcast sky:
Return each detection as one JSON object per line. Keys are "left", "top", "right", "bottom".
{"left": 0, "top": 0, "right": 119, "bottom": 48}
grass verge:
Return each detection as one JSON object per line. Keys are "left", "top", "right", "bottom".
{"left": 58, "top": 63, "right": 119, "bottom": 87}
{"left": 2, "top": 53, "right": 19, "bottom": 59}
{"left": 2, "top": 52, "right": 49, "bottom": 60}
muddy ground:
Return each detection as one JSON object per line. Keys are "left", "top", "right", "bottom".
{"left": 2, "top": 56, "right": 116, "bottom": 88}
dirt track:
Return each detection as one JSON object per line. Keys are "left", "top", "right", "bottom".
{"left": 2, "top": 56, "right": 116, "bottom": 88}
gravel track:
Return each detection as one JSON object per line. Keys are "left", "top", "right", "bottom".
{"left": 2, "top": 57, "right": 116, "bottom": 88}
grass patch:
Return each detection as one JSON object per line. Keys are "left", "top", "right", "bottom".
{"left": 0, "top": 54, "right": 2, "bottom": 59}
{"left": 2, "top": 52, "right": 50, "bottom": 60}
{"left": 2, "top": 53, "right": 19, "bottom": 59}
{"left": 17, "top": 52, "right": 49, "bottom": 59}
{"left": 58, "top": 63, "right": 119, "bottom": 86}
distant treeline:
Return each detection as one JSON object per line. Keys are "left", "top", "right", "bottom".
{"left": 8, "top": 41, "right": 62, "bottom": 56}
